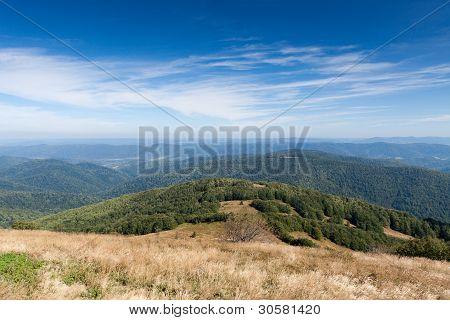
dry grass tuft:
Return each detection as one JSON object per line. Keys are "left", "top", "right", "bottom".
{"left": 383, "top": 227, "right": 415, "bottom": 240}
{"left": 0, "top": 227, "right": 448, "bottom": 300}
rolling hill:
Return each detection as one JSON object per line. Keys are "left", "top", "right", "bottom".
{"left": 0, "top": 159, "right": 129, "bottom": 195}
{"left": 0, "top": 159, "right": 127, "bottom": 225}
{"left": 107, "top": 151, "right": 450, "bottom": 222}
{"left": 1, "top": 141, "right": 449, "bottom": 171}
{"left": 1, "top": 228, "right": 448, "bottom": 299}
{"left": 35, "top": 178, "right": 449, "bottom": 258}
{"left": 0, "top": 156, "right": 29, "bottom": 171}
{"left": 303, "top": 142, "right": 450, "bottom": 171}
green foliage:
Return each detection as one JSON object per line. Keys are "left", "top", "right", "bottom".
{"left": 34, "top": 178, "right": 449, "bottom": 261}
{"left": 0, "top": 191, "right": 99, "bottom": 220}
{"left": 106, "top": 151, "right": 450, "bottom": 222}
{"left": 251, "top": 200, "right": 291, "bottom": 214}
{"left": 1, "top": 159, "right": 129, "bottom": 195}
{"left": 113, "top": 214, "right": 178, "bottom": 235}
{"left": 396, "top": 238, "right": 450, "bottom": 261}
{"left": 0, "top": 252, "right": 42, "bottom": 285}
{"left": 82, "top": 286, "right": 103, "bottom": 300}
{"left": 310, "top": 226, "right": 323, "bottom": 240}
{"left": 63, "top": 263, "right": 89, "bottom": 286}
{"left": 424, "top": 218, "right": 450, "bottom": 241}
{"left": 11, "top": 220, "right": 38, "bottom": 230}
{"left": 0, "top": 159, "right": 126, "bottom": 219}
{"left": 0, "top": 208, "right": 44, "bottom": 228}
{"left": 279, "top": 233, "right": 316, "bottom": 247}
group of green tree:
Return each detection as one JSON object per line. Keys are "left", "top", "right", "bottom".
{"left": 28, "top": 178, "right": 449, "bottom": 261}
{"left": 0, "top": 157, "right": 129, "bottom": 226}
{"left": 1, "top": 151, "right": 449, "bottom": 226}
{"left": 106, "top": 151, "right": 450, "bottom": 223}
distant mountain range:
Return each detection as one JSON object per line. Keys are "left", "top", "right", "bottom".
{"left": 302, "top": 142, "right": 450, "bottom": 171}
{"left": 357, "top": 137, "right": 450, "bottom": 145}
{"left": 0, "top": 145, "right": 449, "bottom": 226}
{"left": 0, "top": 141, "right": 449, "bottom": 172}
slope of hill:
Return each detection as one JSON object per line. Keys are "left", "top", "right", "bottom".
{"left": 107, "top": 151, "right": 450, "bottom": 222}
{"left": 1, "top": 229, "right": 449, "bottom": 299}
{"left": 304, "top": 142, "right": 450, "bottom": 158}
{"left": 303, "top": 142, "right": 450, "bottom": 171}
{"left": 0, "top": 178, "right": 37, "bottom": 192}
{"left": 0, "top": 228, "right": 448, "bottom": 299}
{"left": 0, "top": 208, "right": 49, "bottom": 228}
{"left": 0, "top": 156, "right": 29, "bottom": 171}
{"left": 0, "top": 190, "right": 98, "bottom": 215}
{"left": 2, "top": 141, "right": 449, "bottom": 170}
{"left": 36, "top": 178, "right": 449, "bottom": 256}
{"left": 1, "top": 159, "right": 129, "bottom": 195}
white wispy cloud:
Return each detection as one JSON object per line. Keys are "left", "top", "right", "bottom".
{"left": 0, "top": 103, "right": 122, "bottom": 137}
{"left": 0, "top": 43, "right": 449, "bottom": 127}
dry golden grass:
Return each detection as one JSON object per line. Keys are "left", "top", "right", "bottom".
{"left": 0, "top": 226, "right": 449, "bottom": 300}
{"left": 383, "top": 227, "right": 415, "bottom": 240}
{"left": 219, "top": 200, "right": 259, "bottom": 215}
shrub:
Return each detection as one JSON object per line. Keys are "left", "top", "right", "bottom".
{"left": 251, "top": 200, "right": 291, "bottom": 214}
{"left": 225, "top": 212, "right": 266, "bottom": 242}
{"left": 396, "top": 238, "right": 450, "bottom": 261}
{"left": 279, "top": 233, "right": 316, "bottom": 247}
{"left": 310, "top": 226, "right": 323, "bottom": 240}
{"left": 12, "top": 220, "right": 38, "bottom": 230}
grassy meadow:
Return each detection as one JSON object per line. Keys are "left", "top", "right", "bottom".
{"left": 0, "top": 223, "right": 449, "bottom": 300}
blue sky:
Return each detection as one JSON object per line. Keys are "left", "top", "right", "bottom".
{"left": 0, "top": 0, "right": 449, "bottom": 138}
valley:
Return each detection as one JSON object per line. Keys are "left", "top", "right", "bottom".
{"left": 0, "top": 144, "right": 449, "bottom": 300}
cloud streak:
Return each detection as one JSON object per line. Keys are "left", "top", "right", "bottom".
{"left": 0, "top": 42, "right": 449, "bottom": 134}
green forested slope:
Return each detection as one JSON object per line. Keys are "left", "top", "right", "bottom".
{"left": 36, "top": 179, "right": 449, "bottom": 256}
{"left": 1, "top": 159, "right": 129, "bottom": 195}
{"left": 107, "top": 151, "right": 450, "bottom": 222}
{"left": 0, "top": 190, "right": 99, "bottom": 213}
{"left": 0, "top": 208, "right": 49, "bottom": 228}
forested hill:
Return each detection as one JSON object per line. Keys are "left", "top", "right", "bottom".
{"left": 0, "top": 156, "right": 29, "bottom": 171}
{"left": 1, "top": 159, "right": 129, "bottom": 195}
{"left": 35, "top": 178, "right": 450, "bottom": 257}
{"left": 0, "top": 190, "right": 99, "bottom": 227}
{"left": 303, "top": 142, "right": 450, "bottom": 171}
{"left": 0, "top": 158, "right": 127, "bottom": 226}
{"left": 304, "top": 142, "right": 450, "bottom": 159}
{"left": 107, "top": 150, "right": 450, "bottom": 222}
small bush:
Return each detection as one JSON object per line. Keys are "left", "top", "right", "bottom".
{"left": 81, "top": 286, "right": 103, "bottom": 300}
{"left": 251, "top": 200, "right": 291, "bottom": 214}
{"left": 310, "top": 226, "right": 323, "bottom": 240}
{"left": 396, "top": 238, "right": 449, "bottom": 261}
{"left": 225, "top": 212, "right": 266, "bottom": 242}
{"left": 279, "top": 233, "right": 316, "bottom": 247}
{"left": 12, "top": 220, "right": 38, "bottom": 230}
